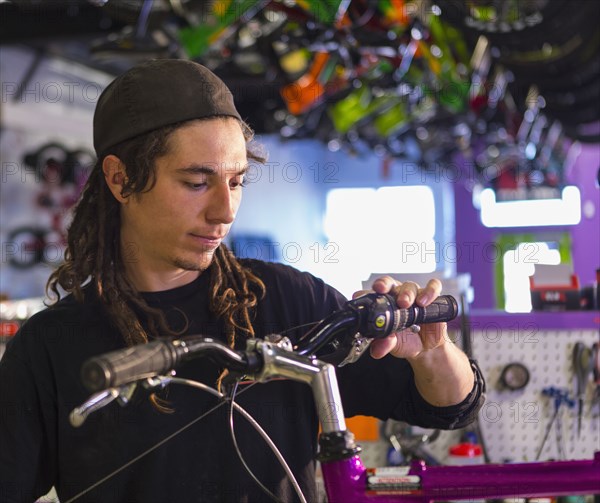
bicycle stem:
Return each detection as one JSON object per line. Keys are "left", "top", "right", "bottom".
{"left": 247, "top": 340, "right": 348, "bottom": 434}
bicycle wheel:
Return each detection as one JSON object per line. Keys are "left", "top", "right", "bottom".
{"left": 540, "top": 75, "right": 600, "bottom": 108}
{"left": 436, "top": 0, "right": 569, "bottom": 36}
{"left": 544, "top": 100, "right": 600, "bottom": 126}
{"left": 516, "top": 51, "right": 600, "bottom": 90}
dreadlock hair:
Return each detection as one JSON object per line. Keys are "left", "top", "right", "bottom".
{"left": 47, "top": 117, "right": 267, "bottom": 401}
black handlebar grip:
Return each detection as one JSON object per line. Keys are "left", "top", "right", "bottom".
{"left": 81, "top": 340, "right": 181, "bottom": 393}
{"left": 391, "top": 294, "right": 459, "bottom": 332}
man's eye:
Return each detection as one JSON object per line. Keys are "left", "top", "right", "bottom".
{"left": 230, "top": 177, "right": 247, "bottom": 188}
{"left": 184, "top": 182, "right": 207, "bottom": 190}
{"left": 229, "top": 175, "right": 246, "bottom": 187}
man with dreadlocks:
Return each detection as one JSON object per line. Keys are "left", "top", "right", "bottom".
{"left": 0, "top": 60, "right": 484, "bottom": 502}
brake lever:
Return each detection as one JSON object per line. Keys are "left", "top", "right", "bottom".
{"left": 334, "top": 293, "right": 395, "bottom": 366}
{"left": 70, "top": 382, "right": 137, "bottom": 428}
{"left": 337, "top": 333, "right": 373, "bottom": 366}
{"left": 70, "top": 373, "right": 174, "bottom": 428}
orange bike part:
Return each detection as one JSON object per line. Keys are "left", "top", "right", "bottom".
{"left": 281, "top": 52, "right": 330, "bottom": 115}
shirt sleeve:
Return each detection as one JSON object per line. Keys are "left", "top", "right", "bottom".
{"left": 337, "top": 351, "right": 485, "bottom": 429}
{"left": 393, "top": 358, "right": 486, "bottom": 429}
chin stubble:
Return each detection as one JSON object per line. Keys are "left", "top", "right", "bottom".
{"left": 172, "top": 254, "right": 213, "bottom": 272}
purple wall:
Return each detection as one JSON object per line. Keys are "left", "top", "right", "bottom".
{"left": 568, "top": 143, "right": 600, "bottom": 287}
{"left": 453, "top": 144, "right": 600, "bottom": 310}
{"left": 454, "top": 179, "right": 496, "bottom": 309}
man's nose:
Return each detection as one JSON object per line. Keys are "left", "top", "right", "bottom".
{"left": 206, "top": 183, "right": 236, "bottom": 224}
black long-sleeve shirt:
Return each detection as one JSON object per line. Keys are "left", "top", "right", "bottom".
{"left": 0, "top": 260, "right": 484, "bottom": 502}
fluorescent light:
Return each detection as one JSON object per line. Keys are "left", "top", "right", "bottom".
{"left": 480, "top": 186, "right": 581, "bottom": 227}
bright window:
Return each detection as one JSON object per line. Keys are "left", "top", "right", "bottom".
{"left": 316, "top": 186, "right": 436, "bottom": 298}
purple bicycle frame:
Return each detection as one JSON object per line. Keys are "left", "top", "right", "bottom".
{"left": 321, "top": 451, "right": 600, "bottom": 502}
{"left": 244, "top": 338, "right": 600, "bottom": 503}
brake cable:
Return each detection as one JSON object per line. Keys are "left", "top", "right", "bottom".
{"left": 66, "top": 322, "right": 315, "bottom": 502}
{"left": 228, "top": 380, "right": 307, "bottom": 503}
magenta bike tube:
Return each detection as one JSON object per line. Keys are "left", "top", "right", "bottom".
{"left": 321, "top": 456, "right": 371, "bottom": 503}
{"left": 321, "top": 453, "right": 600, "bottom": 502}
{"left": 412, "top": 454, "right": 600, "bottom": 501}
{"left": 321, "top": 456, "right": 423, "bottom": 503}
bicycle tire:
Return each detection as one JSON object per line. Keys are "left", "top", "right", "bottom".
{"left": 436, "top": 0, "right": 570, "bottom": 36}
{"left": 437, "top": 0, "right": 598, "bottom": 74}
{"left": 514, "top": 52, "right": 600, "bottom": 90}
{"left": 544, "top": 101, "right": 600, "bottom": 126}
{"left": 7, "top": 227, "right": 47, "bottom": 269}
{"left": 563, "top": 122, "right": 600, "bottom": 144}
{"left": 498, "top": 30, "right": 600, "bottom": 78}
{"left": 540, "top": 75, "right": 600, "bottom": 108}
{"left": 494, "top": 13, "right": 599, "bottom": 66}
{"left": 476, "top": 1, "right": 596, "bottom": 50}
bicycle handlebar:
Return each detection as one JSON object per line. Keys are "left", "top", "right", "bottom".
{"left": 81, "top": 337, "right": 262, "bottom": 393}
{"left": 81, "top": 294, "right": 458, "bottom": 392}
{"left": 75, "top": 292, "right": 600, "bottom": 502}
{"left": 295, "top": 293, "right": 458, "bottom": 362}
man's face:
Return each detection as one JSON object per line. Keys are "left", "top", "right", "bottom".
{"left": 120, "top": 118, "right": 247, "bottom": 276}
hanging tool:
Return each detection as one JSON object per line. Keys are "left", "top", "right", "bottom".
{"left": 572, "top": 342, "right": 593, "bottom": 437}
{"left": 381, "top": 420, "right": 441, "bottom": 466}
{"left": 590, "top": 342, "right": 600, "bottom": 412}
{"left": 535, "top": 387, "right": 575, "bottom": 461}
{"left": 498, "top": 362, "right": 530, "bottom": 391}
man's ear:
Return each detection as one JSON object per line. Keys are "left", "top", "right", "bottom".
{"left": 102, "top": 155, "right": 129, "bottom": 203}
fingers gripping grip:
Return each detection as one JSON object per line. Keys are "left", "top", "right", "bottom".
{"left": 392, "top": 294, "right": 459, "bottom": 332}
{"left": 365, "top": 294, "right": 458, "bottom": 338}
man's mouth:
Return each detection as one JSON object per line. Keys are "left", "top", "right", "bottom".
{"left": 188, "top": 233, "right": 223, "bottom": 247}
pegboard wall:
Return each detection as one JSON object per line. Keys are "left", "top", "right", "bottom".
{"left": 355, "top": 326, "right": 600, "bottom": 468}
{"left": 471, "top": 327, "right": 600, "bottom": 463}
